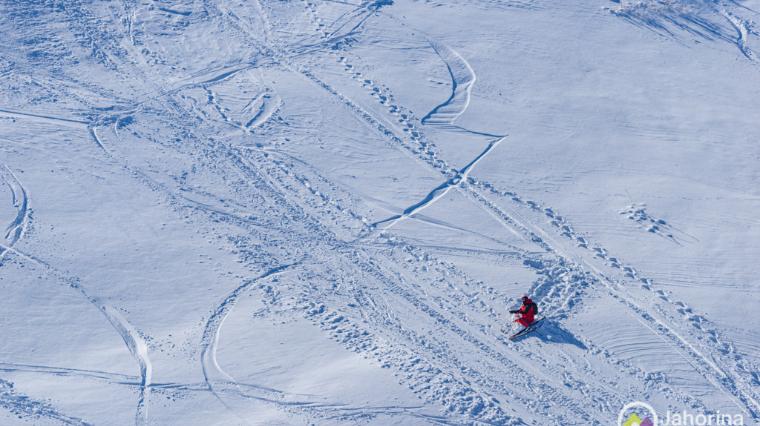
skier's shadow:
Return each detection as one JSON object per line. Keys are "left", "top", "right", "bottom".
{"left": 519, "top": 320, "right": 587, "bottom": 350}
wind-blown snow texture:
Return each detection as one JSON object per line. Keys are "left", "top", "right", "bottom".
{"left": 1, "top": 0, "right": 759, "bottom": 425}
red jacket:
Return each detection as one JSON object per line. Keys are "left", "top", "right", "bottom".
{"left": 515, "top": 298, "right": 537, "bottom": 323}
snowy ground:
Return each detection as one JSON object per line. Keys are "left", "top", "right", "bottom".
{"left": 1, "top": 0, "right": 760, "bottom": 425}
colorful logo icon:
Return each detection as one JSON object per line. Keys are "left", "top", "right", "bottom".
{"left": 618, "top": 401, "right": 658, "bottom": 426}
{"left": 623, "top": 412, "right": 654, "bottom": 426}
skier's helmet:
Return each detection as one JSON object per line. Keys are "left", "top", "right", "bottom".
{"left": 521, "top": 294, "right": 530, "bottom": 302}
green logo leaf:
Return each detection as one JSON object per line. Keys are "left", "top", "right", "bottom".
{"left": 623, "top": 413, "right": 644, "bottom": 426}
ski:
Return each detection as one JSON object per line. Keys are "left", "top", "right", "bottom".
{"left": 508, "top": 318, "right": 545, "bottom": 341}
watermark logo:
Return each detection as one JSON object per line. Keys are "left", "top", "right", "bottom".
{"left": 618, "top": 401, "right": 745, "bottom": 425}
{"left": 619, "top": 401, "right": 658, "bottom": 426}
{"left": 623, "top": 413, "right": 655, "bottom": 426}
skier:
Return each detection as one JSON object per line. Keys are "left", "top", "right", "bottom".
{"left": 510, "top": 295, "right": 538, "bottom": 330}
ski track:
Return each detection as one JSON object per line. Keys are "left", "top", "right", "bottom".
{"left": 0, "top": 107, "right": 89, "bottom": 126}
{"left": 369, "top": 136, "right": 504, "bottom": 233}
{"left": 0, "top": 5, "right": 338, "bottom": 425}
{"left": 0, "top": 361, "right": 412, "bottom": 420}
{"left": 421, "top": 41, "right": 476, "bottom": 126}
{"left": 200, "top": 263, "right": 297, "bottom": 423}
{"left": 243, "top": 91, "right": 282, "bottom": 129}
{"left": 0, "top": 165, "right": 29, "bottom": 262}
{"left": 720, "top": 8, "right": 756, "bottom": 61}
{"left": 88, "top": 126, "right": 110, "bottom": 154}
{"left": 183, "top": 182, "right": 451, "bottom": 424}
{"left": 203, "top": 86, "right": 282, "bottom": 133}
{"left": 205, "top": 87, "right": 238, "bottom": 129}
{"left": 0, "top": 109, "right": 111, "bottom": 159}
{"left": 99, "top": 305, "right": 152, "bottom": 426}
{"left": 0, "top": 362, "right": 138, "bottom": 385}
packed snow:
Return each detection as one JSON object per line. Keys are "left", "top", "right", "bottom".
{"left": 1, "top": 0, "right": 759, "bottom": 425}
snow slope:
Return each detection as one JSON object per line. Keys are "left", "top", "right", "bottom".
{"left": 1, "top": 0, "right": 759, "bottom": 424}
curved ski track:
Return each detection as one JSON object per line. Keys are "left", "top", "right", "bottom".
{"left": 0, "top": 165, "right": 30, "bottom": 263}
{"left": 100, "top": 306, "right": 153, "bottom": 426}
{"left": 200, "top": 263, "right": 296, "bottom": 423}
{"left": 720, "top": 8, "right": 756, "bottom": 61}
{"left": 421, "top": 41, "right": 477, "bottom": 126}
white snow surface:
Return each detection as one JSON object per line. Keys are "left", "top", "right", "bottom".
{"left": 1, "top": 0, "right": 760, "bottom": 425}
